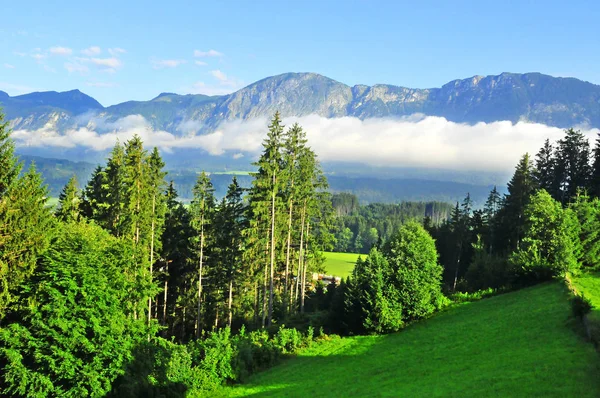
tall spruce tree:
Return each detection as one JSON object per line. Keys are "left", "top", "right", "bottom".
{"left": 250, "top": 113, "right": 284, "bottom": 326}
{"left": 56, "top": 175, "right": 80, "bottom": 222}
{"left": 213, "top": 177, "right": 246, "bottom": 328}
{"left": 146, "top": 147, "right": 167, "bottom": 324}
{"left": 0, "top": 164, "right": 54, "bottom": 320}
{"left": 160, "top": 182, "right": 194, "bottom": 336}
{"left": 554, "top": 128, "right": 592, "bottom": 203}
{"left": 189, "top": 172, "right": 215, "bottom": 337}
{"left": 497, "top": 153, "right": 537, "bottom": 253}
{"left": 591, "top": 133, "right": 600, "bottom": 198}
{"left": 0, "top": 111, "right": 19, "bottom": 197}
{"left": 534, "top": 139, "right": 557, "bottom": 196}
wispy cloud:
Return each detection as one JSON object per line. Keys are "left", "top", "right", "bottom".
{"left": 89, "top": 57, "right": 123, "bottom": 73}
{"left": 65, "top": 62, "right": 89, "bottom": 75}
{"left": 151, "top": 58, "right": 186, "bottom": 69}
{"left": 86, "top": 82, "right": 118, "bottom": 88}
{"left": 4, "top": 63, "right": 15, "bottom": 69}
{"left": 49, "top": 46, "right": 73, "bottom": 56}
{"left": 195, "top": 60, "right": 207, "bottom": 66}
{"left": 31, "top": 53, "right": 46, "bottom": 61}
{"left": 204, "top": 69, "right": 244, "bottom": 91}
{"left": 81, "top": 46, "right": 101, "bottom": 56}
{"left": 194, "top": 49, "right": 223, "bottom": 57}
{"left": 108, "top": 47, "right": 127, "bottom": 56}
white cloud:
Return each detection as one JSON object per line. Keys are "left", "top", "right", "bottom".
{"left": 195, "top": 60, "right": 207, "bottom": 66}
{"left": 232, "top": 153, "right": 244, "bottom": 159}
{"left": 49, "top": 46, "right": 73, "bottom": 56}
{"left": 4, "top": 63, "right": 15, "bottom": 69}
{"left": 65, "top": 62, "right": 89, "bottom": 74}
{"left": 12, "top": 114, "right": 599, "bottom": 173}
{"left": 89, "top": 57, "right": 123, "bottom": 73}
{"left": 108, "top": 47, "right": 127, "bottom": 56}
{"left": 86, "top": 82, "right": 117, "bottom": 88}
{"left": 210, "top": 69, "right": 228, "bottom": 83}
{"left": 81, "top": 46, "right": 101, "bottom": 56}
{"left": 194, "top": 49, "right": 223, "bottom": 57}
{"left": 31, "top": 53, "right": 46, "bottom": 61}
{"left": 13, "top": 52, "right": 27, "bottom": 57}
{"left": 151, "top": 58, "right": 186, "bottom": 69}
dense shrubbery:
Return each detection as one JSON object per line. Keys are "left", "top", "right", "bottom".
{"left": 111, "top": 325, "right": 317, "bottom": 396}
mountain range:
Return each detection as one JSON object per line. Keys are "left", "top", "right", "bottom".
{"left": 3, "top": 72, "right": 600, "bottom": 134}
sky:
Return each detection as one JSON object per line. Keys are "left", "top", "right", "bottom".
{"left": 1, "top": 0, "right": 599, "bottom": 106}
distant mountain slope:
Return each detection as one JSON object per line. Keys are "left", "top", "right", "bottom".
{"left": 3, "top": 72, "right": 600, "bottom": 133}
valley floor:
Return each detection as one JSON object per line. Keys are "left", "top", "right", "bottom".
{"left": 226, "top": 282, "right": 600, "bottom": 397}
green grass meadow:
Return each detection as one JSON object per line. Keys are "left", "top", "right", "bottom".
{"left": 322, "top": 251, "right": 361, "bottom": 278}
{"left": 227, "top": 282, "right": 600, "bottom": 397}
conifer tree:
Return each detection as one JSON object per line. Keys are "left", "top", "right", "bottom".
{"left": 56, "top": 175, "right": 80, "bottom": 222}
{"left": 189, "top": 172, "right": 215, "bottom": 337}
{"left": 160, "top": 182, "right": 194, "bottom": 335}
{"left": 146, "top": 147, "right": 167, "bottom": 323}
{"left": 79, "top": 165, "right": 106, "bottom": 220}
{"left": 554, "top": 128, "right": 591, "bottom": 203}
{"left": 534, "top": 139, "right": 557, "bottom": 196}
{"left": 0, "top": 164, "right": 54, "bottom": 319}
{"left": 104, "top": 142, "right": 126, "bottom": 236}
{"left": 0, "top": 111, "right": 19, "bottom": 197}
{"left": 483, "top": 186, "right": 501, "bottom": 254}
{"left": 591, "top": 133, "right": 600, "bottom": 198}
{"left": 497, "top": 153, "right": 537, "bottom": 253}
{"left": 249, "top": 113, "right": 284, "bottom": 326}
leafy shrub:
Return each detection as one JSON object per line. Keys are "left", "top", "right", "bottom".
{"left": 571, "top": 293, "right": 593, "bottom": 318}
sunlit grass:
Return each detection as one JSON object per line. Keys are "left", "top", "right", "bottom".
{"left": 227, "top": 283, "right": 600, "bottom": 397}
{"left": 322, "top": 251, "right": 361, "bottom": 278}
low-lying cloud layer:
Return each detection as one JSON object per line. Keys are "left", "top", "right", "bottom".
{"left": 12, "top": 114, "right": 599, "bottom": 172}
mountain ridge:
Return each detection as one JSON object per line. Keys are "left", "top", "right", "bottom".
{"left": 3, "top": 71, "right": 600, "bottom": 133}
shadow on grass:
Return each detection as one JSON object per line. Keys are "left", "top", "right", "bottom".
{"left": 231, "top": 283, "right": 600, "bottom": 398}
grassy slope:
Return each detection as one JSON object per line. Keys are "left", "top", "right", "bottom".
{"left": 322, "top": 252, "right": 361, "bottom": 278}
{"left": 227, "top": 283, "right": 600, "bottom": 397}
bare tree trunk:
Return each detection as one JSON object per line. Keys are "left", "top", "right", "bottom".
{"left": 148, "top": 193, "right": 156, "bottom": 326}
{"left": 182, "top": 304, "right": 186, "bottom": 341}
{"left": 214, "top": 292, "right": 220, "bottom": 329}
{"left": 268, "top": 174, "right": 277, "bottom": 326}
{"left": 228, "top": 279, "right": 233, "bottom": 328}
{"left": 453, "top": 240, "right": 462, "bottom": 291}
{"left": 254, "top": 281, "right": 259, "bottom": 326}
{"left": 196, "top": 218, "right": 205, "bottom": 339}
{"left": 262, "top": 259, "right": 268, "bottom": 328}
{"left": 295, "top": 203, "right": 306, "bottom": 313}
{"left": 301, "top": 220, "right": 310, "bottom": 314}
{"left": 163, "top": 262, "right": 168, "bottom": 326}
{"left": 284, "top": 175, "right": 295, "bottom": 300}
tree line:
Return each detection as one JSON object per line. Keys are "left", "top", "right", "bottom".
{"left": 330, "top": 193, "right": 453, "bottom": 253}
{"left": 427, "top": 128, "right": 600, "bottom": 292}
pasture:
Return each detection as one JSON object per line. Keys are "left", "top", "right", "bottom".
{"left": 227, "top": 283, "right": 600, "bottom": 397}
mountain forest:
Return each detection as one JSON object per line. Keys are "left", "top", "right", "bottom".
{"left": 2, "top": 107, "right": 600, "bottom": 396}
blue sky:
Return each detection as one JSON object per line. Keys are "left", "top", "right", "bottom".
{"left": 1, "top": 0, "right": 599, "bottom": 106}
